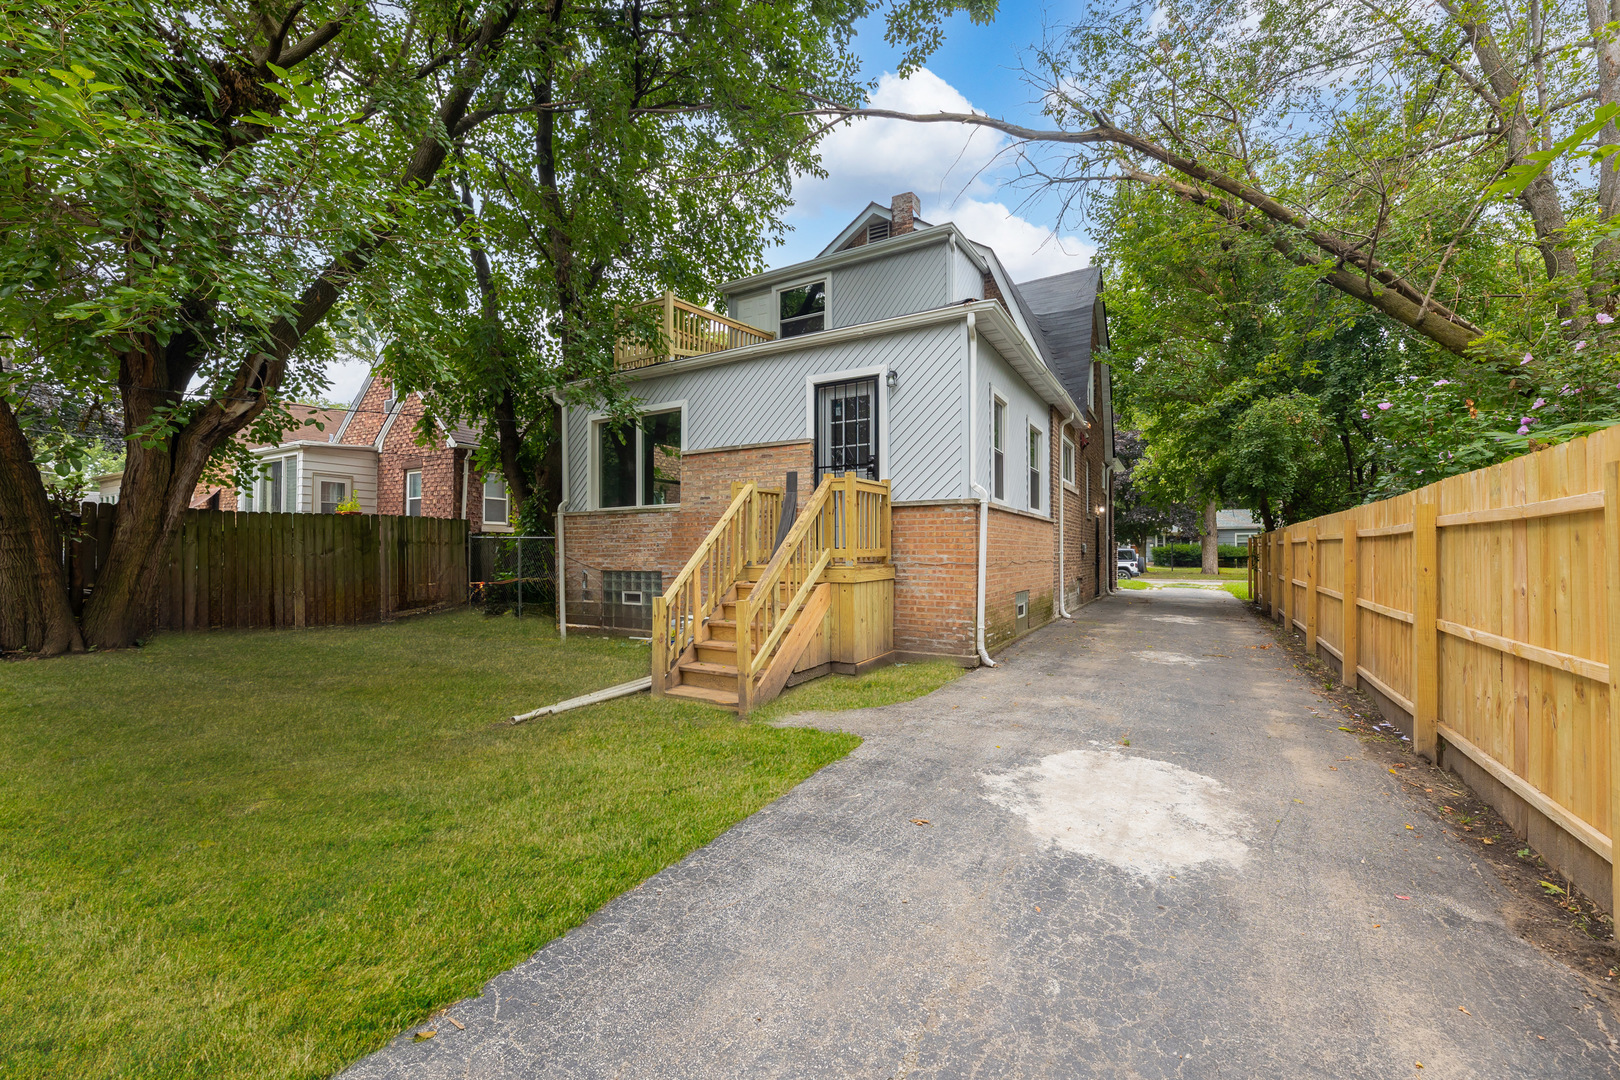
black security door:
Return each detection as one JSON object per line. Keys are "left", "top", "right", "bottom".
{"left": 815, "top": 378, "right": 878, "bottom": 485}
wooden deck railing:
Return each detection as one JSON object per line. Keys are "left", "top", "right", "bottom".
{"left": 615, "top": 291, "right": 773, "bottom": 371}
{"left": 830, "top": 474, "right": 892, "bottom": 562}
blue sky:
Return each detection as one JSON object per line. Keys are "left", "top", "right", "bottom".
{"left": 769, "top": 5, "right": 1096, "bottom": 276}
{"left": 324, "top": 6, "right": 1093, "bottom": 403}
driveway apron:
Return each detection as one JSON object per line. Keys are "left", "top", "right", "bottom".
{"left": 344, "top": 589, "right": 1620, "bottom": 1079}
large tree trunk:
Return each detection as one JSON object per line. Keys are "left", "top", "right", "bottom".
{"left": 0, "top": 400, "right": 83, "bottom": 655}
{"left": 1201, "top": 500, "right": 1219, "bottom": 576}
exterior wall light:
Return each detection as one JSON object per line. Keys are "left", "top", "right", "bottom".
{"left": 886, "top": 369, "right": 898, "bottom": 389}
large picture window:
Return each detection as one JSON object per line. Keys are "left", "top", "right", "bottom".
{"left": 778, "top": 280, "right": 825, "bottom": 339}
{"left": 598, "top": 408, "right": 683, "bottom": 508}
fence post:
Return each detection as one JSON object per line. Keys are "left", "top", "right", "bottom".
{"left": 1413, "top": 495, "right": 1439, "bottom": 761}
{"left": 1603, "top": 460, "right": 1620, "bottom": 909}
{"left": 1282, "top": 530, "right": 1293, "bottom": 631}
{"left": 651, "top": 594, "right": 668, "bottom": 698}
{"left": 1342, "top": 513, "right": 1359, "bottom": 692}
{"left": 1305, "top": 525, "right": 1318, "bottom": 656}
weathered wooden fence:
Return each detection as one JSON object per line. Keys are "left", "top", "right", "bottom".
{"left": 66, "top": 503, "right": 467, "bottom": 631}
{"left": 1250, "top": 427, "right": 1620, "bottom": 912}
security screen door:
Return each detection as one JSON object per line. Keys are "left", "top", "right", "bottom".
{"left": 815, "top": 377, "right": 878, "bottom": 485}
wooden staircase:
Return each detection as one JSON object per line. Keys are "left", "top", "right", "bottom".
{"left": 653, "top": 473, "right": 889, "bottom": 715}
{"left": 664, "top": 567, "right": 830, "bottom": 708}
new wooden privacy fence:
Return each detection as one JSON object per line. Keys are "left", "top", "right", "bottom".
{"left": 65, "top": 503, "right": 467, "bottom": 631}
{"left": 1249, "top": 427, "right": 1620, "bottom": 905}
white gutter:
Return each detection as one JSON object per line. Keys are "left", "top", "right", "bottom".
{"left": 966, "top": 311, "right": 995, "bottom": 668}
{"left": 719, "top": 223, "right": 987, "bottom": 295}
{"left": 551, "top": 390, "right": 568, "bottom": 642}
{"left": 1058, "top": 419, "right": 1072, "bottom": 619}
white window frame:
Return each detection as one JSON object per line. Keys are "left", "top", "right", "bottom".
{"left": 587, "top": 399, "right": 687, "bottom": 511}
{"left": 803, "top": 368, "right": 889, "bottom": 483}
{"left": 482, "top": 474, "right": 510, "bottom": 526}
{"left": 1062, "top": 434, "right": 1076, "bottom": 488}
{"left": 773, "top": 277, "right": 829, "bottom": 339}
{"left": 990, "top": 391, "right": 1008, "bottom": 504}
{"left": 1028, "top": 422, "right": 1043, "bottom": 512}
{"left": 258, "top": 454, "right": 296, "bottom": 513}
{"left": 404, "top": 469, "right": 423, "bottom": 517}
{"left": 312, "top": 473, "right": 352, "bottom": 515}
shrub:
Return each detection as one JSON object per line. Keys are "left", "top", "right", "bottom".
{"left": 1150, "top": 542, "right": 1250, "bottom": 567}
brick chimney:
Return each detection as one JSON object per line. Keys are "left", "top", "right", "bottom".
{"left": 890, "top": 192, "right": 920, "bottom": 236}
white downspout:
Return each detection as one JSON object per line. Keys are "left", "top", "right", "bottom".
{"left": 1058, "top": 418, "right": 1073, "bottom": 619}
{"left": 460, "top": 455, "right": 470, "bottom": 521}
{"left": 966, "top": 311, "right": 996, "bottom": 668}
{"left": 550, "top": 391, "right": 568, "bottom": 642}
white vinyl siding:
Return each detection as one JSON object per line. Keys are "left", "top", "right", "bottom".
{"left": 828, "top": 243, "right": 949, "bottom": 329}
{"left": 975, "top": 339, "right": 1048, "bottom": 517}
{"left": 565, "top": 322, "right": 965, "bottom": 507}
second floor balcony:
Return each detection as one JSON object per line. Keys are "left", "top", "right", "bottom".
{"left": 615, "top": 291, "right": 773, "bottom": 371}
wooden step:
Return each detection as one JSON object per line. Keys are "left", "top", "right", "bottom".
{"left": 678, "top": 659, "right": 740, "bottom": 692}
{"left": 706, "top": 618, "right": 736, "bottom": 641}
{"left": 695, "top": 639, "right": 737, "bottom": 664}
{"left": 666, "top": 683, "right": 738, "bottom": 709}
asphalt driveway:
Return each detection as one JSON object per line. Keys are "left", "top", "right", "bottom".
{"left": 343, "top": 588, "right": 1619, "bottom": 1079}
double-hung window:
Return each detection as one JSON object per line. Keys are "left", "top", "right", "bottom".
{"left": 319, "top": 480, "right": 348, "bottom": 514}
{"left": 598, "top": 408, "right": 683, "bottom": 508}
{"left": 483, "top": 475, "right": 509, "bottom": 525}
{"left": 405, "top": 470, "right": 423, "bottom": 517}
{"left": 1028, "top": 425, "right": 1043, "bottom": 511}
{"left": 1062, "top": 436, "right": 1076, "bottom": 485}
{"left": 778, "top": 281, "right": 825, "bottom": 339}
{"left": 991, "top": 396, "right": 1007, "bottom": 501}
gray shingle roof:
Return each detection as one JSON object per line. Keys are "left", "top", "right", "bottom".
{"left": 1008, "top": 267, "right": 1104, "bottom": 417}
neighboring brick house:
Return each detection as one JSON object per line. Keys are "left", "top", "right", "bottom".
{"left": 558, "top": 193, "right": 1119, "bottom": 665}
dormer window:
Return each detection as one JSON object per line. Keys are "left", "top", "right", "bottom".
{"left": 778, "top": 280, "right": 825, "bottom": 339}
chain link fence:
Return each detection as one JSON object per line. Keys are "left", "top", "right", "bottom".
{"left": 467, "top": 534, "right": 556, "bottom": 618}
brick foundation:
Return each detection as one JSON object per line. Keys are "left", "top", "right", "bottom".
{"left": 890, "top": 503, "right": 978, "bottom": 660}
{"left": 562, "top": 441, "right": 814, "bottom": 621}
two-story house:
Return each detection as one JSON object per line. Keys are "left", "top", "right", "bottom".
{"left": 557, "top": 193, "right": 1118, "bottom": 697}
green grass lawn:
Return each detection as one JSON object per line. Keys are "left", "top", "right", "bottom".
{"left": 0, "top": 612, "right": 958, "bottom": 1080}
{"left": 1140, "top": 564, "right": 1247, "bottom": 579}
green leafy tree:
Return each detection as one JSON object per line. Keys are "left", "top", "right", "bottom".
{"left": 0, "top": 0, "right": 992, "bottom": 655}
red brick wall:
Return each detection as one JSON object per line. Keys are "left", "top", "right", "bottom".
{"left": 1056, "top": 372, "right": 1115, "bottom": 609}
{"left": 891, "top": 503, "right": 978, "bottom": 659}
{"left": 563, "top": 442, "right": 813, "bottom": 616}
{"left": 359, "top": 377, "right": 487, "bottom": 530}
{"left": 985, "top": 506, "right": 1056, "bottom": 648}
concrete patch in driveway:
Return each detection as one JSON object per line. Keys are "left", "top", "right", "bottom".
{"left": 981, "top": 747, "right": 1249, "bottom": 878}
{"left": 1135, "top": 649, "right": 1206, "bottom": 665}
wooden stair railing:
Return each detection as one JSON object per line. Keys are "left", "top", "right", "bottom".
{"left": 652, "top": 482, "right": 758, "bottom": 696}
{"left": 656, "top": 473, "right": 890, "bottom": 712}
{"left": 735, "top": 476, "right": 839, "bottom": 714}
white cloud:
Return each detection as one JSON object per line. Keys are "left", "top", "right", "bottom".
{"left": 936, "top": 198, "right": 1094, "bottom": 281}
{"left": 776, "top": 69, "right": 1093, "bottom": 282}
